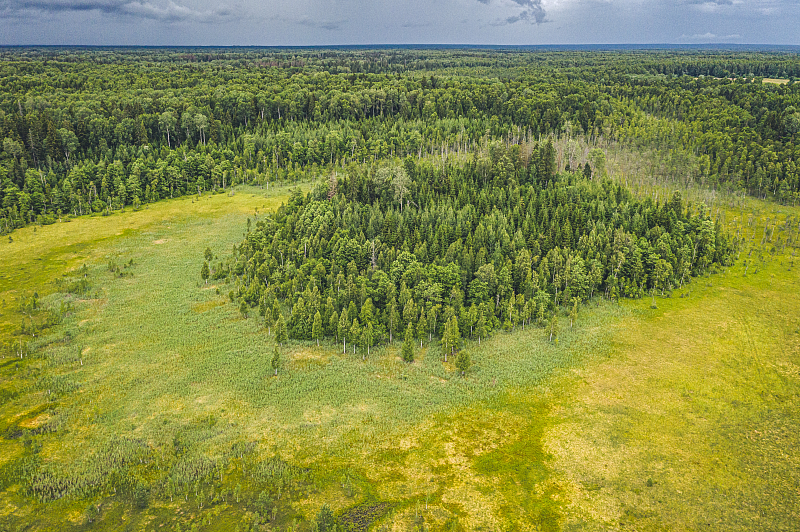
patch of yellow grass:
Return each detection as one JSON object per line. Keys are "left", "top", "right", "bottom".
{"left": 545, "top": 201, "right": 800, "bottom": 531}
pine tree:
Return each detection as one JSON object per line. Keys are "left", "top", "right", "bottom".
{"left": 275, "top": 313, "right": 288, "bottom": 346}
{"left": 401, "top": 323, "right": 414, "bottom": 362}
{"left": 264, "top": 307, "right": 274, "bottom": 335}
{"left": 387, "top": 298, "right": 399, "bottom": 343}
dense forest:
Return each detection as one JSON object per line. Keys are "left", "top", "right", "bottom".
{"left": 1, "top": 47, "right": 800, "bottom": 234}
{"left": 220, "top": 150, "right": 733, "bottom": 355}
{"left": 2, "top": 47, "right": 799, "bottom": 532}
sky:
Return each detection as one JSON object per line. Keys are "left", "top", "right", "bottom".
{"left": 1, "top": 0, "right": 799, "bottom": 46}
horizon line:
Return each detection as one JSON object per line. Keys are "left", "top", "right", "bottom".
{"left": 2, "top": 43, "right": 800, "bottom": 50}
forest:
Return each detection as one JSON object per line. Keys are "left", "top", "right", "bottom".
{"left": 1, "top": 47, "right": 800, "bottom": 234}
{"left": 225, "top": 154, "right": 732, "bottom": 357}
{"left": 0, "top": 47, "right": 799, "bottom": 532}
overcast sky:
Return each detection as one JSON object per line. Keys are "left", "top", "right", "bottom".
{"left": 1, "top": 0, "right": 798, "bottom": 46}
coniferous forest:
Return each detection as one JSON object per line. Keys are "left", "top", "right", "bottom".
{"left": 1, "top": 47, "right": 800, "bottom": 234}
{"left": 1, "top": 47, "right": 799, "bottom": 532}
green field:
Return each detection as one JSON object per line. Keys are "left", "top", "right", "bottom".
{"left": 1, "top": 186, "right": 798, "bottom": 531}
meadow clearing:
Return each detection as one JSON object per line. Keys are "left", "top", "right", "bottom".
{"left": 0, "top": 184, "right": 798, "bottom": 531}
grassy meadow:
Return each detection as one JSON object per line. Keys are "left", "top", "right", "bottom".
{"left": 1, "top": 183, "right": 798, "bottom": 531}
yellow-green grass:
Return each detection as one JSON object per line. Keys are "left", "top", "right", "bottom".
{"left": 545, "top": 200, "right": 800, "bottom": 531}
{"left": 0, "top": 187, "right": 284, "bottom": 339}
{"left": 763, "top": 78, "right": 790, "bottom": 85}
{"left": 1, "top": 183, "right": 798, "bottom": 532}
{"left": 0, "top": 185, "right": 295, "bottom": 526}
{"left": 0, "top": 180, "right": 626, "bottom": 531}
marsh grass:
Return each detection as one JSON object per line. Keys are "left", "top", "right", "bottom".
{"left": 2, "top": 181, "right": 798, "bottom": 531}
{"left": 0, "top": 181, "right": 628, "bottom": 531}
{"left": 546, "top": 198, "right": 800, "bottom": 531}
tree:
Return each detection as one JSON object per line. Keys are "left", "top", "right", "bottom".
{"left": 401, "top": 323, "right": 414, "bottom": 362}
{"left": 417, "top": 308, "right": 428, "bottom": 348}
{"left": 271, "top": 347, "right": 280, "bottom": 376}
{"left": 588, "top": 148, "right": 606, "bottom": 177}
{"left": 476, "top": 312, "right": 487, "bottom": 344}
{"left": 315, "top": 504, "right": 336, "bottom": 532}
{"left": 200, "top": 261, "right": 210, "bottom": 284}
{"left": 239, "top": 300, "right": 248, "bottom": 319}
{"left": 362, "top": 322, "right": 374, "bottom": 358}
{"left": 548, "top": 312, "right": 559, "bottom": 342}
{"left": 58, "top": 128, "right": 79, "bottom": 166}
{"left": 349, "top": 318, "right": 361, "bottom": 355}
{"left": 441, "top": 315, "right": 461, "bottom": 361}
{"left": 195, "top": 114, "right": 208, "bottom": 145}
{"left": 312, "top": 311, "right": 324, "bottom": 346}
{"left": 455, "top": 350, "right": 470, "bottom": 376}
{"left": 338, "top": 309, "right": 349, "bottom": 353}
{"left": 377, "top": 165, "right": 411, "bottom": 210}
{"left": 159, "top": 111, "right": 177, "bottom": 148}
{"left": 204, "top": 247, "right": 213, "bottom": 262}
{"left": 275, "top": 313, "right": 288, "bottom": 345}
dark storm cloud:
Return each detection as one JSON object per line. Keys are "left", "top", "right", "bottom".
{"left": 1, "top": 0, "right": 800, "bottom": 46}
{"left": 5, "top": 0, "right": 235, "bottom": 22}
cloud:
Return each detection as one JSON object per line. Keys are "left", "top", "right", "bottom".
{"left": 294, "top": 16, "right": 345, "bottom": 31}
{"left": 681, "top": 0, "right": 739, "bottom": 13}
{"left": 5, "top": 0, "right": 236, "bottom": 22}
{"left": 676, "top": 32, "right": 742, "bottom": 42}
{"left": 480, "top": 0, "right": 547, "bottom": 25}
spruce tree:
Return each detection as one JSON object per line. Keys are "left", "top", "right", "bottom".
{"left": 200, "top": 261, "right": 209, "bottom": 284}
{"left": 275, "top": 313, "right": 288, "bottom": 346}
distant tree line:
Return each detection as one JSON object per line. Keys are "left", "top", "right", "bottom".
{"left": 2, "top": 48, "right": 800, "bottom": 233}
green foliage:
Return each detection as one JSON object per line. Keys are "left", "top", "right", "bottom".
{"left": 401, "top": 323, "right": 415, "bottom": 363}
{"left": 223, "top": 156, "right": 732, "bottom": 362}
{"left": 275, "top": 313, "right": 288, "bottom": 345}
{"left": 1, "top": 48, "right": 799, "bottom": 235}
{"left": 271, "top": 347, "right": 280, "bottom": 376}
{"left": 315, "top": 504, "right": 337, "bottom": 532}
{"left": 455, "top": 350, "right": 471, "bottom": 376}
{"left": 200, "top": 261, "right": 209, "bottom": 283}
